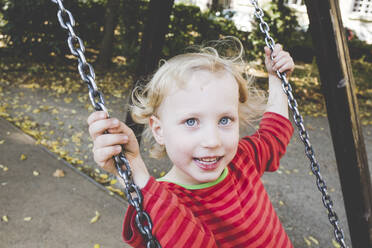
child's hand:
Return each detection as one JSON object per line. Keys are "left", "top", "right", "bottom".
{"left": 264, "top": 44, "right": 294, "bottom": 78}
{"left": 87, "top": 111, "right": 150, "bottom": 188}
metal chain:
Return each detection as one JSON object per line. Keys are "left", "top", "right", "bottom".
{"left": 249, "top": 1, "right": 347, "bottom": 247}
{"left": 50, "top": 1, "right": 160, "bottom": 247}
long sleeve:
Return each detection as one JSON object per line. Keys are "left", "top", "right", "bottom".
{"left": 240, "top": 112, "right": 293, "bottom": 176}
{"left": 122, "top": 177, "right": 218, "bottom": 248}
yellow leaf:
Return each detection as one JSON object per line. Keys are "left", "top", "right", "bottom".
{"left": 308, "top": 236, "right": 319, "bottom": 245}
{"left": 20, "top": 154, "right": 27, "bottom": 160}
{"left": 52, "top": 109, "right": 59, "bottom": 114}
{"left": 0, "top": 140, "right": 5, "bottom": 144}
{"left": 100, "top": 174, "right": 108, "bottom": 179}
{"left": 53, "top": 169, "right": 65, "bottom": 178}
{"left": 110, "top": 179, "right": 117, "bottom": 185}
{"left": 20, "top": 83, "right": 40, "bottom": 89}
{"left": 332, "top": 239, "right": 341, "bottom": 248}
{"left": 32, "top": 108, "right": 40, "bottom": 114}
{"left": 33, "top": 171, "right": 40, "bottom": 176}
{"left": 24, "top": 217, "right": 32, "bottom": 221}
{"left": 106, "top": 186, "right": 124, "bottom": 196}
{"left": 3, "top": 166, "right": 8, "bottom": 172}
{"left": 304, "top": 237, "right": 311, "bottom": 246}
{"left": 94, "top": 244, "right": 100, "bottom": 248}
{"left": 160, "top": 171, "right": 166, "bottom": 177}
{"left": 90, "top": 211, "right": 100, "bottom": 224}
{"left": 2, "top": 215, "right": 8, "bottom": 222}
{"left": 64, "top": 97, "right": 73, "bottom": 104}
{"left": 279, "top": 200, "right": 284, "bottom": 206}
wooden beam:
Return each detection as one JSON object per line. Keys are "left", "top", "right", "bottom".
{"left": 304, "top": 0, "right": 372, "bottom": 247}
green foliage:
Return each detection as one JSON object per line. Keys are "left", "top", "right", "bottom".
{"left": 247, "top": 2, "right": 313, "bottom": 62}
{"left": 115, "top": 0, "right": 148, "bottom": 70}
{"left": 163, "top": 4, "right": 250, "bottom": 59}
{"left": 0, "top": 0, "right": 105, "bottom": 60}
{"left": 347, "top": 34, "right": 372, "bottom": 62}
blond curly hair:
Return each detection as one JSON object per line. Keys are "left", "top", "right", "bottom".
{"left": 131, "top": 37, "right": 267, "bottom": 158}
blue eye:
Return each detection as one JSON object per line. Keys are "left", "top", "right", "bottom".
{"left": 219, "top": 117, "right": 231, "bottom": 125}
{"left": 185, "top": 118, "right": 197, "bottom": 127}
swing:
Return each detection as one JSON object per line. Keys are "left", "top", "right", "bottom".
{"left": 50, "top": 0, "right": 347, "bottom": 247}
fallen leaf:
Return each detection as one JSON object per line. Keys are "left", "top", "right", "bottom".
{"left": 0, "top": 140, "right": 5, "bottom": 144}
{"left": 33, "top": 171, "right": 40, "bottom": 176}
{"left": 24, "top": 217, "right": 32, "bottom": 221}
{"left": 308, "top": 235, "right": 319, "bottom": 245}
{"left": 94, "top": 244, "right": 100, "bottom": 248}
{"left": 304, "top": 237, "right": 311, "bottom": 246}
{"left": 53, "top": 169, "right": 65, "bottom": 178}
{"left": 3, "top": 166, "right": 8, "bottom": 172}
{"left": 90, "top": 211, "right": 100, "bottom": 224}
{"left": 2, "top": 215, "right": 8, "bottom": 222}
{"left": 20, "top": 154, "right": 27, "bottom": 160}
{"left": 332, "top": 239, "right": 341, "bottom": 248}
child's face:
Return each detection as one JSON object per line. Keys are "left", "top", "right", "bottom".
{"left": 150, "top": 70, "right": 240, "bottom": 185}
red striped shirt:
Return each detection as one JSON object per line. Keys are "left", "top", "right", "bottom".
{"left": 123, "top": 112, "right": 294, "bottom": 247}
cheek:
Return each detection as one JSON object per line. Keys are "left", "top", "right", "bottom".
{"left": 224, "top": 129, "right": 240, "bottom": 153}
{"left": 163, "top": 130, "right": 194, "bottom": 159}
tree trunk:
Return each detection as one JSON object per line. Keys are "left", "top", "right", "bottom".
{"left": 97, "top": 0, "right": 120, "bottom": 68}
{"left": 125, "top": 0, "right": 174, "bottom": 142}
{"left": 211, "top": 0, "right": 219, "bottom": 11}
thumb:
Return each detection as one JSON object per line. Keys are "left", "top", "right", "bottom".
{"left": 264, "top": 46, "right": 272, "bottom": 58}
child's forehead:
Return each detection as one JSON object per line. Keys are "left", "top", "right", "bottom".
{"left": 174, "top": 68, "right": 234, "bottom": 88}
{"left": 167, "top": 69, "right": 238, "bottom": 96}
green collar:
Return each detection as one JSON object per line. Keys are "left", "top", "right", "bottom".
{"left": 156, "top": 167, "right": 228, "bottom": 190}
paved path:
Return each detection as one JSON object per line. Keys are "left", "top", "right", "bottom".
{"left": 1, "top": 115, "right": 372, "bottom": 247}
{"left": 0, "top": 117, "right": 130, "bottom": 248}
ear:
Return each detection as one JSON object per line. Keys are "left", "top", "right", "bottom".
{"left": 149, "top": 115, "right": 164, "bottom": 145}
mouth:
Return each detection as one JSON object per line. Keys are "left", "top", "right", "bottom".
{"left": 193, "top": 156, "right": 223, "bottom": 170}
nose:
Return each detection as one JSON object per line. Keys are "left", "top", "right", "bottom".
{"left": 200, "top": 125, "right": 221, "bottom": 148}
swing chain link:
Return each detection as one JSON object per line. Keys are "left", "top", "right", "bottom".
{"left": 51, "top": 1, "right": 161, "bottom": 247}
{"left": 250, "top": 1, "right": 347, "bottom": 247}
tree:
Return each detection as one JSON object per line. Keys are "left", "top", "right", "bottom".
{"left": 125, "top": 0, "right": 175, "bottom": 142}
{"left": 210, "top": 0, "right": 220, "bottom": 11}
{"left": 97, "top": 0, "right": 120, "bottom": 68}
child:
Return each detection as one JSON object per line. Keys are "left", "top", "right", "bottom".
{"left": 87, "top": 39, "right": 295, "bottom": 247}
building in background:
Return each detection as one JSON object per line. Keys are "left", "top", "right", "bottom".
{"left": 175, "top": 0, "right": 372, "bottom": 43}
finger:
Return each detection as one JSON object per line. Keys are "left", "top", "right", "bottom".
{"left": 276, "top": 61, "right": 295, "bottom": 74}
{"left": 273, "top": 51, "right": 290, "bottom": 63}
{"left": 89, "top": 118, "right": 120, "bottom": 140}
{"left": 94, "top": 145, "right": 122, "bottom": 162}
{"left": 94, "top": 133, "right": 128, "bottom": 149}
{"left": 87, "top": 111, "right": 108, "bottom": 125}
{"left": 272, "top": 57, "right": 288, "bottom": 71}
{"left": 272, "top": 44, "right": 283, "bottom": 57}
{"left": 264, "top": 46, "right": 272, "bottom": 57}
{"left": 115, "top": 121, "right": 139, "bottom": 156}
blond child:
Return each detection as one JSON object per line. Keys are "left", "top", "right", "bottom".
{"left": 87, "top": 39, "right": 295, "bottom": 247}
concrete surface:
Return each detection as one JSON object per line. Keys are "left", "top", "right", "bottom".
{"left": 0, "top": 117, "right": 130, "bottom": 248}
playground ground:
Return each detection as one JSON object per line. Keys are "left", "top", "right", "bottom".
{"left": 0, "top": 76, "right": 371, "bottom": 248}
